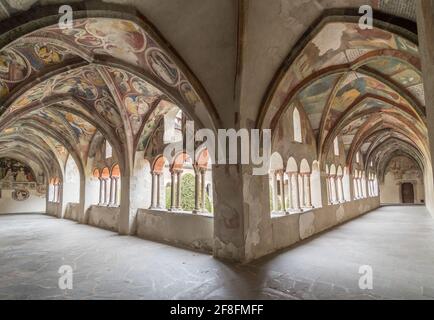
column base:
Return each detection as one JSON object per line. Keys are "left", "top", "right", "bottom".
{"left": 286, "top": 208, "right": 302, "bottom": 214}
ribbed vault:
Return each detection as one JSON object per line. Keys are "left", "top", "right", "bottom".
{"left": 260, "top": 14, "right": 429, "bottom": 181}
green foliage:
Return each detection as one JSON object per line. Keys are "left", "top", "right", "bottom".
{"left": 165, "top": 173, "right": 214, "bottom": 214}
{"left": 180, "top": 173, "right": 195, "bottom": 211}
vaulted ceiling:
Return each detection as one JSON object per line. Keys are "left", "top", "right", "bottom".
{"left": 0, "top": 13, "right": 212, "bottom": 181}
{"left": 261, "top": 17, "right": 428, "bottom": 176}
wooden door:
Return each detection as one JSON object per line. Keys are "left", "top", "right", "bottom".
{"left": 401, "top": 183, "right": 414, "bottom": 204}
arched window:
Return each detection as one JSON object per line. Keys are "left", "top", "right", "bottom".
{"left": 168, "top": 153, "right": 196, "bottom": 212}
{"left": 329, "top": 165, "right": 338, "bottom": 204}
{"left": 53, "top": 177, "right": 61, "bottom": 203}
{"left": 105, "top": 140, "right": 113, "bottom": 159}
{"left": 286, "top": 157, "right": 300, "bottom": 212}
{"left": 333, "top": 137, "right": 339, "bottom": 156}
{"left": 110, "top": 164, "right": 121, "bottom": 206}
{"left": 48, "top": 178, "right": 55, "bottom": 202}
{"left": 100, "top": 167, "right": 110, "bottom": 205}
{"left": 269, "top": 152, "right": 284, "bottom": 214}
{"left": 195, "top": 149, "right": 213, "bottom": 213}
{"left": 150, "top": 156, "right": 168, "bottom": 210}
{"left": 63, "top": 155, "right": 79, "bottom": 204}
{"left": 300, "top": 159, "right": 313, "bottom": 209}
{"left": 343, "top": 167, "right": 351, "bottom": 201}
{"left": 293, "top": 108, "right": 302, "bottom": 143}
{"left": 311, "top": 161, "right": 322, "bottom": 208}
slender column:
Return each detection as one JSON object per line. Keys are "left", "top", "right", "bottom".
{"left": 354, "top": 178, "right": 359, "bottom": 199}
{"left": 337, "top": 176, "right": 344, "bottom": 203}
{"left": 305, "top": 173, "right": 312, "bottom": 208}
{"left": 336, "top": 176, "right": 340, "bottom": 202}
{"left": 113, "top": 178, "right": 119, "bottom": 206}
{"left": 108, "top": 177, "right": 114, "bottom": 206}
{"left": 272, "top": 172, "right": 279, "bottom": 211}
{"left": 194, "top": 171, "right": 200, "bottom": 213}
{"left": 279, "top": 171, "right": 286, "bottom": 211}
{"left": 170, "top": 172, "right": 176, "bottom": 211}
{"left": 300, "top": 173, "right": 305, "bottom": 208}
{"left": 287, "top": 172, "right": 293, "bottom": 210}
{"left": 53, "top": 185, "right": 57, "bottom": 203}
{"left": 358, "top": 178, "right": 363, "bottom": 199}
{"left": 98, "top": 178, "right": 103, "bottom": 205}
{"left": 325, "top": 175, "right": 331, "bottom": 204}
{"left": 102, "top": 179, "right": 107, "bottom": 205}
{"left": 329, "top": 176, "right": 334, "bottom": 204}
{"left": 200, "top": 169, "right": 206, "bottom": 212}
{"left": 293, "top": 173, "right": 301, "bottom": 211}
{"left": 150, "top": 172, "right": 156, "bottom": 208}
{"left": 156, "top": 174, "right": 161, "bottom": 208}
{"left": 176, "top": 171, "right": 182, "bottom": 210}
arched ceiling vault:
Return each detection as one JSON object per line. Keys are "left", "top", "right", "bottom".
{"left": 260, "top": 12, "right": 429, "bottom": 176}
{"left": 0, "top": 4, "right": 218, "bottom": 177}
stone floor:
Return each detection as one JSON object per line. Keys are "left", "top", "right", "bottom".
{"left": 1, "top": 206, "right": 434, "bottom": 300}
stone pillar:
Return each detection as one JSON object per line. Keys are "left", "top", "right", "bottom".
{"left": 98, "top": 178, "right": 104, "bottom": 205}
{"left": 287, "top": 172, "right": 293, "bottom": 210}
{"left": 271, "top": 171, "right": 278, "bottom": 211}
{"left": 113, "top": 178, "right": 119, "bottom": 206}
{"left": 330, "top": 175, "right": 336, "bottom": 204}
{"left": 281, "top": 172, "right": 286, "bottom": 211}
{"left": 150, "top": 172, "right": 156, "bottom": 208}
{"left": 325, "top": 175, "right": 331, "bottom": 204}
{"left": 102, "top": 179, "right": 107, "bottom": 204}
{"left": 170, "top": 172, "right": 176, "bottom": 211}
{"left": 176, "top": 171, "right": 182, "bottom": 210}
{"left": 212, "top": 164, "right": 273, "bottom": 263}
{"left": 108, "top": 177, "right": 114, "bottom": 206}
{"left": 194, "top": 170, "right": 200, "bottom": 213}
{"left": 300, "top": 173, "right": 305, "bottom": 208}
{"left": 305, "top": 173, "right": 312, "bottom": 208}
{"left": 358, "top": 178, "right": 363, "bottom": 199}
{"left": 156, "top": 174, "right": 161, "bottom": 208}
{"left": 338, "top": 176, "right": 344, "bottom": 203}
{"left": 200, "top": 169, "right": 206, "bottom": 212}
{"left": 417, "top": 1, "right": 434, "bottom": 215}
{"left": 293, "top": 173, "right": 301, "bottom": 211}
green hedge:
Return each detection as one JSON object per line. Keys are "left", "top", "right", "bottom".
{"left": 166, "top": 173, "right": 213, "bottom": 213}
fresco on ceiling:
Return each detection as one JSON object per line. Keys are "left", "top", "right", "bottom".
{"left": 320, "top": 72, "right": 413, "bottom": 143}
{"left": 105, "top": 67, "right": 164, "bottom": 136}
{"left": 0, "top": 158, "right": 35, "bottom": 183}
{"left": 20, "top": 18, "right": 202, "bottom": 109}
{"left": 137, "top": 99, "right": 179, "bottom": 152}
{"left": 0, "top": 43, "right": 74, "bottom": 100}
{"left": 1, "top": 66, "right": 124, "bottom": 136}
{"left": 297, "top": 73, "right": 341, "bottom": 132}
{"left": 263, "top": 21, "right": 422, "bottom": 132}
{"left": 363, "top": 57, "right": 424, "bottom": 104}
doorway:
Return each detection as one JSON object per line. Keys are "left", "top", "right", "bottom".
{"left": 401, "top": 183, "right": 415, "bottom": 204}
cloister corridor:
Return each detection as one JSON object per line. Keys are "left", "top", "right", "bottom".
{"left": 1, "top": 205, "right": 434, "bottom": 300}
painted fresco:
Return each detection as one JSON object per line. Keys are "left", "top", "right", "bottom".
{"left": 364, "top": 57, "right": 424, "bottom": 104}
{"left": 298, "top": 73, "right": 341, "bottom": 132}
{"left": 137, "top": 99, "right": 179, "bottom": 152}
{"left": 105, "top": 67, "right": 164, "bottom": 136}
{"left": 0, "top": 43, "right": 75, "bottom": 101}
{"left": 262, "top": 21, "right": 423, "bottom": 134}
{"left": 16, "top": 18, "right": 204, "bottom": 111}
{"left": 0, "top": 158, "right": 35, "bottom": 182}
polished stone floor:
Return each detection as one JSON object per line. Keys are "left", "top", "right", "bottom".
{"left": 1, "top": 206, "right": 434, "bottom": 300}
